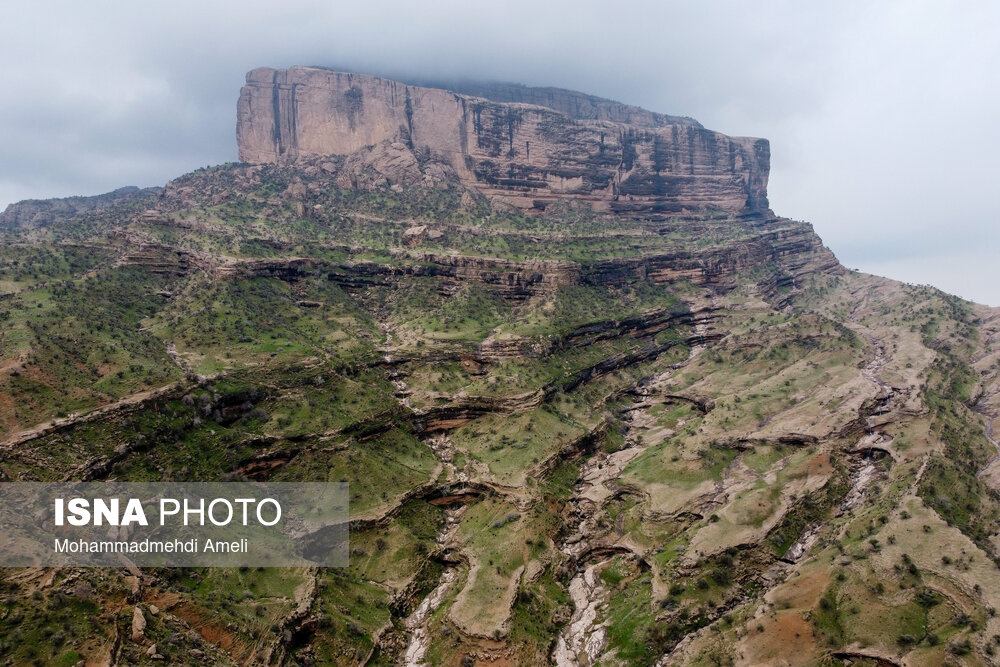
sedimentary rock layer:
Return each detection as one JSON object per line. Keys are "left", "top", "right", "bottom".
{"left": 237, "top": 67, "right": 770, "bottom": 215}
{"left": 207, "top": 216, "right": 838, "bottom": 301}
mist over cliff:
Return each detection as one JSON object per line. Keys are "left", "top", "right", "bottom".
{"left": 237, "top": 67, "right": 771, "bottom": 217}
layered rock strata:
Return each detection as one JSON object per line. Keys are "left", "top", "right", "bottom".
{"left": 237, "top": 67, "right": 770, "bottom": 216}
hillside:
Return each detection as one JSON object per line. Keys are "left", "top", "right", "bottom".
{"left": 0, "top": 70, "right": 998, "bottom": 666}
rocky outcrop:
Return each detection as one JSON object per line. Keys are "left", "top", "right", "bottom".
{"left": 336, "top": 140, "right": 457, "bottom": 191}
{"left": 118, "top": 242, "right": 198, "bottom": 276}
{"left": 582, "top": 218, "right": 839, "bottom": 291}
{"left": 208, "top": 216, "right": 838, "bottom": 302}
{"left": 237, "top": 67, "right": 770, "bottom": 216}
{"left": 310, "top": 255, "right": 577, "bottom": 299}
{"left": 131, "top": 606, "right": 146, "bottom": 643}
{"left": 415, "top": 334, "right": 691, "bottom": 432}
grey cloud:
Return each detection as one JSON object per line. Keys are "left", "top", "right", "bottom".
{"left": 1, "top": 0, "right": 996, "bottom": 303}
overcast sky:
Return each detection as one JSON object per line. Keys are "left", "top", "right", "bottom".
{"left": 2, "top": 1, "right": 997, "bottom": 304}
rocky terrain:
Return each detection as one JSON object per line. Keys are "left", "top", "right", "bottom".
{"left": 237, "top": 68, "right": 770, "bottom": 215}
{"left": 0, "top": 70, "right": 998, "bottom": 666}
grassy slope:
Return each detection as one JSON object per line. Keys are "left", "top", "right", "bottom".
{"left": 1, "top": 167, "right": 998, "bottom": 666}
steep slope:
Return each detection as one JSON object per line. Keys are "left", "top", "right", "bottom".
{"left": 237, "top": 67, "right": 770, "bottom": 215}
{"left": 0, "top": 71, "right": 998, "bottom": 667}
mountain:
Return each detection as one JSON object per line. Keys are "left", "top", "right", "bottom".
{"left": 0, "top": 68, "right": 998, "bottom": 666}
{"left": 237, "top": 67, "right": 769, "bottom": 214}
{"left": 0, "top": 185, "right": 162, "bottom": 233}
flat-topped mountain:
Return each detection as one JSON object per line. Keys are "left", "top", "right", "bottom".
{"left": 237, "top": 67, "right": 770, "bottom": 216}
{"left": 1, "top": 67, "right": 999, "bottom": 667}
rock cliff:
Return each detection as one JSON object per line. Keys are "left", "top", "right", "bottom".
{"left": 237, "top": 67, "right": 770, "bottom": 216}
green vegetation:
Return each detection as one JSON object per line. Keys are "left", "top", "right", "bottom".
{"left": 1, "top": 160, "right": 998, "bottom": 666}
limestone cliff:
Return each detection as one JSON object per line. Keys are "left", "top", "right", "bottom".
{"left": 237, "top": 67, "right": 770, "bottom": 216}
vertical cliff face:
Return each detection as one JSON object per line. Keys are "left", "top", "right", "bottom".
{"left": 237, "top": 67, "right": 770, "bottom": 216}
